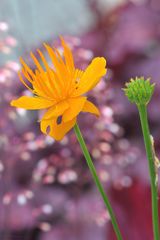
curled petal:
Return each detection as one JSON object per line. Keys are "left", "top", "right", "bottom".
{"left": 82, "top": 100, "right": 100, "bottom": 117}
{"left": 42, "top": 100, "right": 69, "bottom": 119}
{"left": 72, "top": 57, "right": 107, "bottom": 97}
{"left": 40, "top": 117, "right": 76, "bottom": 141}
{"left": 62, "top": 97, "right": 87, "bottom": 122}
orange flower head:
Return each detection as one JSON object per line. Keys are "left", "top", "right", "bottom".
{"left": 11, "top": 37, "right": 107, "bottom": 140}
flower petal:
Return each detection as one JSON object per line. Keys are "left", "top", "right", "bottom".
{"left": 42, "top": 100, "right": 69, "bottom": 120}
{"left": 60, "top": 37, "right": 75, "bottom": 74}
{"left": 72, "top": 57, "right": 107, "bottom": 97}
{"left": 30, "top": 52, "right": 44, "bottom": 74}
{"left": 82, "top": 100, "right": 100, "bottom": 117}
{"left": 40, "top": 117, "right": 76, "bottom": 141}
{"left": 11, "top": 96, "right": 54, "bottom": 110}
{"left": 43, "top": 43, "right": 68, "bottom": 89}
{"left": 62, "top": 97, "right": 87, "bottom": 122}
{"left": 20, "top": 57, "right": 35, "bottom": 79}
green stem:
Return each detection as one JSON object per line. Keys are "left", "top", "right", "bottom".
{"left": 74, "top": 123, "right": 123, "bottom": 240}
{"left": 138, "top": 104, "right": 160, "bottom": 240}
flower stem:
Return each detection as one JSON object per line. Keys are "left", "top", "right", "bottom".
{"left": 74, "top": 123, "right": 123, "bottom": 240}
{"left": 138, "top": 104, "right": 160, "bottom": 240}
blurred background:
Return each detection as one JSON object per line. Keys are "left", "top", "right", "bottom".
{"left": 1, "top": 0, "right": 160, "bottom": 239}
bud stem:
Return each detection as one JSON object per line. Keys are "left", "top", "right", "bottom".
{"left": 74, "top": 123, "right": 123, "bottom": 240}
{"left": 138, "top": 104, "right": 160, "bottom": 240}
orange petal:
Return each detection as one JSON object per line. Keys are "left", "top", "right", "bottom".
{"left": 60, "top": 37, "right": 75, "bottom": 73}
{"left": 18, "top": 71, "right": 34, "bottom": 93}
{"left": 40, "top": 117, "right": 76, "bottom": 141}
{"left": 42, "top": 100, "right": 69, "bottom": 119}
{"left": 62, "top": 97, "right": 87, "bottom": 122}
{"left": 11, "top": 96, "right": 54, "bottom": 110}
{"left": 82, "top": 100, "right": 100, "bottom": 117}
{"left": 30, "top": 52, "right": 44, "bottom": 73}
{"left": 43, "top": 43, "right": 67, "bottom": 87}
{"left": 21, "top": 68, "right": 33, "bottom": 83}
{"left": 33, "top": 70, "right": 57, "bottom": 99}
{"left": 20, "top": 57, "right": 35, "bottom": 78}
{"left": 68, "top": 69, "right": 84, "bottom": 95}
{"left": 72, "top": 57, "right": 107, "bottom": 97}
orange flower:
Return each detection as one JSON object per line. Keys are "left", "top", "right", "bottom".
{"left": 11, "top": 37, "right": 107, "bottom": 140}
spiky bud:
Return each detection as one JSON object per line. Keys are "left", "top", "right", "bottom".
{"left": 123, "top": 77, "right": 155, "bottom": 105}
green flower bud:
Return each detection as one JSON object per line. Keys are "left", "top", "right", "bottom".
{"left": 123, "top": 77, "right": 155, "bottom": 105}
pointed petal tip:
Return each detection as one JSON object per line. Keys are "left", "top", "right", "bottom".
{"left": 10, "top": 99, "right": 23, "bottom": 108}
{"left": 10, "top": 98, "right": 22, "bottom": 108}
{"left": 93, "top": 111, "right": 100, "bottom": 118}
{"left": 10, "top": 100, "right": 15, "bottom": 107}
{"left": 95, "top": 111, "right": 100, "bottom": 117}
{"left": 43, "top": 42, "right": 53, "bottom": 50}
{"left": 60, "top": 36, "right": 69, "bottom": 48}
{"left": 30, "top": 51, "right": 34, "bottom": 57}
{"left": 19, "top": 56, "right": 24, "bottom": 63}
{"left": 43, "top": 42, "right": 48, "bottom": 48}
{"left": 59, "top": 35, "right": 64, "bottom": 42}
{"left": 82, "top": 100, "right": 100, "bottom": 117}
{"left": 17, "top": 70, "right": 22, "bottom": 77}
